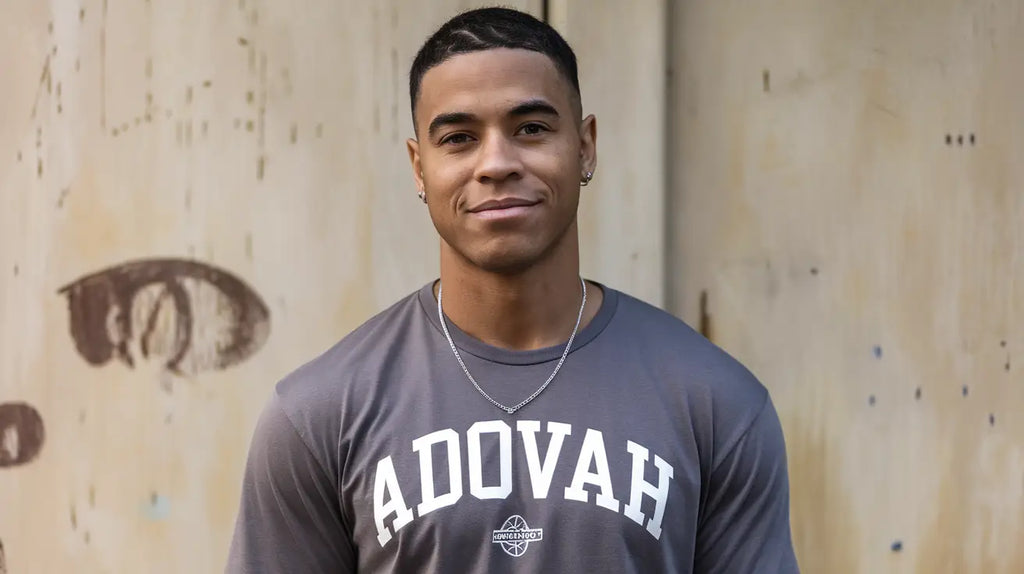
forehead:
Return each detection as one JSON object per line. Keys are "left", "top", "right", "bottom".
{"left": 415, "top": 48, "right": 574, "bottom": 126}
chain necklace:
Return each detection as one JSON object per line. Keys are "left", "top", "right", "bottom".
{"left": 437, "top": 277, "right": 587, "bottom": 415}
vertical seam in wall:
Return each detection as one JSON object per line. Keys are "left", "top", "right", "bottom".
{"left": 541, "top": 0, "right": 550, "bottom": 22}
{"left": 662, "top": 0, "right": 676, "bottom": 314}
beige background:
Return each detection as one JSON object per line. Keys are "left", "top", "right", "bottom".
{"left": 1, "top": 0, "right": 1021, "bottom": 572}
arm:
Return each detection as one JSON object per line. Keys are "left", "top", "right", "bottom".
{"left": 225, "top": 392, "right": 356, "bottom": 573}
{"left": 693, "top": 395, "right": 800, "bottom": 573}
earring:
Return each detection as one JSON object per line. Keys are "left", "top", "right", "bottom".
{"left": 418, "top": 190, "right": 426, "bottom": 203}
{"left": 580, "top": 171, "right": 594, "bottom": 186}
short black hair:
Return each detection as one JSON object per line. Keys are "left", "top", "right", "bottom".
{"left": 408, "top": 6, "right": 581, "bottom": 127}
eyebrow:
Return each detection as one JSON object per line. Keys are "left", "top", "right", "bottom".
{"left": 426, "top": 99, "right": 561, "bottom": 140}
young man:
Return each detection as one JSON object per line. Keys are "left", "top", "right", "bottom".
{"left": 226, "top": 7, "right": 799, "bottom": 573}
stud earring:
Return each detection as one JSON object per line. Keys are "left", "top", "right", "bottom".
{"left": 418, "top": 190, "right": 426, "bottom": 203}
{"left": 581, "top": 171, "right": 594, "bottom": 186}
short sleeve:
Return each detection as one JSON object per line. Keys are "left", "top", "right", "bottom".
{"left": 225, "top": 392, "right": 356, "bottom": 574}
{"left": 694, "top": 395, "right": 800, "bottom": 573}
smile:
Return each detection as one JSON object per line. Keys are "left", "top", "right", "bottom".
{"left": 468, "top": 198, "right": 542, "bottom": 220}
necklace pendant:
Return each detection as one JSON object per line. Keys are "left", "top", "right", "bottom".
{"left": 506, "top": 406, "right": 516, "bottom": 414}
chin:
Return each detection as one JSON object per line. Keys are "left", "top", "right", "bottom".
{"left": 468, "top": 248, "right": 544, "bottom": 275}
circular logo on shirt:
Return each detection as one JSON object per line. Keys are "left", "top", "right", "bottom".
{"left": 491, "top": 515, "right": 544, "bottom": 557}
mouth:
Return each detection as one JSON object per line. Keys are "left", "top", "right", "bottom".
{"left": 467, "top": 197, "right": 542, "bottom": 220}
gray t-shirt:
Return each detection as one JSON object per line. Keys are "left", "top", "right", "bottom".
{"left": 226, "top": 281, "right": 800, "bottom": 573}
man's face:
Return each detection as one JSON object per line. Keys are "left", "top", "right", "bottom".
{"left": 408, "top": 48, "right": 597, "bottom": 275}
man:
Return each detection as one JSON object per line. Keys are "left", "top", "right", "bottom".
{"left": 226, "top": 6, "right": 799, "bottom": 573}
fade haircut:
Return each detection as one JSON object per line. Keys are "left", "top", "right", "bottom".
{"left": 408, "top": 6, "right": 582, "bottom": 129}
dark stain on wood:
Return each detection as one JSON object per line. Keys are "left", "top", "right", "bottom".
{"left": 0, "top": 402, "right": 46, "bottom": 468}
{"left": 56, "top": 258, "right": 271, "bottom": 376}
{"left": 699, "top": 290, "right": 713, "bottom": 342}
{"left": 32, "top": 55, "right": 53, "bottom": 119}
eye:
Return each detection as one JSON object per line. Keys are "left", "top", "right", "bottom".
{"left": 518, "top": 123, "right": 548, "bottom": 136}
{"left": 440, "top": 133, "right": 472, "bottom": 146}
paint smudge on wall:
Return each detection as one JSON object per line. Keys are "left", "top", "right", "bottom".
{"left": 144, "top": 493, "right": 172, "bottom": 521}
{"left": 57, "top": 258, "right": 270, "bottom": 377}
{"left": 0, "top": 402, "right": 46, "bottom": 468}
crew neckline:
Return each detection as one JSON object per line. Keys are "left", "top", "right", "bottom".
{"left": 417, "top": 279, "right": 618, "bottom": 366}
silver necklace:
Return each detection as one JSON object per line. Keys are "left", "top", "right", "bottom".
{"left": 437, "top": 277, "right": 587, "bottom": 415}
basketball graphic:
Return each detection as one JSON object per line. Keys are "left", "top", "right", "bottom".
{"left": 491, "top": 515, "right": 544, "bottom": 557}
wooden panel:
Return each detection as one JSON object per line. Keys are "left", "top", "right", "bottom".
{"left": 668, "top": 0, "right": 1024, "bottom": 572}
{"left": 548, "top": 0, "right": 667, "bottom": 306}
{"left": 0, "top": 1, "right": 539, "bottom": 572}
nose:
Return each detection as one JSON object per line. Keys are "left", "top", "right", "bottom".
{"left": 474, "top": 129, "right": 523, "bottom": 184}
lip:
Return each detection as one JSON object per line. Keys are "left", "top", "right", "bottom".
{"left": 468, "top": 197, "right": 542, "bottom": 213}
{"left": 466, "top": 197, "right": 542, "bottom": 221}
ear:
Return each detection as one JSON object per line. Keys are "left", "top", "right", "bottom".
{"left": 407, "top": 137, "right": 424, "bottom": 194}
{"left": 579, "top": 114, "right": 597, "bottom": 177}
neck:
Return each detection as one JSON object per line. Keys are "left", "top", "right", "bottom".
{"left": 434, "top": 227, "right": 603, "bottom": 351}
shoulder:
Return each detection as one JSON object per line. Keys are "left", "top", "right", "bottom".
{"left": 604, "top": 287, "right": 773, "bottom": 458}
{"left": 264, "top": 286, "right": 426, "bottom": 455}
{"left": 609, "top": 288, "right": 768, "bottom": 401}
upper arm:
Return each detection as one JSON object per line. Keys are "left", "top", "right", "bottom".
{"left": 694, "top": 395, "right": 800, "bottom": 573}
{"left": 225, "top": 392, "right": 356, "bottom": 574}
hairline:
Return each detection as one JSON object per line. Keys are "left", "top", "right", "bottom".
{"left": 410, "top": 47, "right": 583, "bottom": 136}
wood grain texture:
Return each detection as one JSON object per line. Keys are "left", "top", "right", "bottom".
{"left": 548, "top": 0, "right": 668, "bottom": 307}
{"left": 668, "top": 0, "right": 1024, "bottom": 572}
{"left": 0, "top": 1, "right": 540, "bottom": 572}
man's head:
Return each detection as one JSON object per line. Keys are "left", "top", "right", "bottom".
{"left": 407, "top": 7, "right": 597, "bottom": 276}
{"left": 409, "top": 7, "right": 582, "bottom": 125}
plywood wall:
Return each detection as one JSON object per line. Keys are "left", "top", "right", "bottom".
{"left": 5, "top": 0, "right": 1022, "bottom": 572}
{"left": 0, "top": 1, "right": 548, "bottom": 572}
{"left": 668, "top": 0, "right": 1024, "bottom": 572}
{"left": 548, "top": 0, "right": 667, "bottom": 307}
